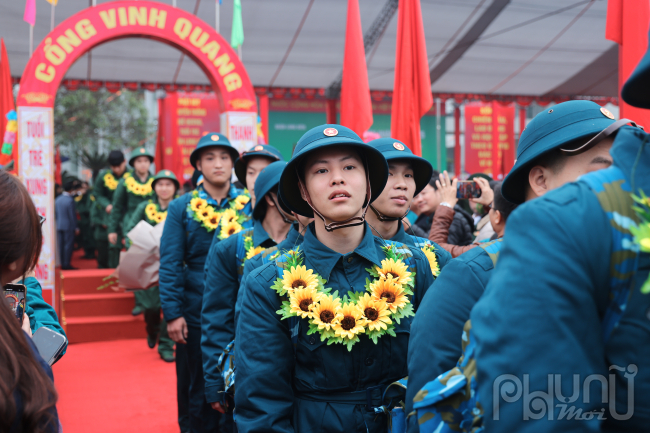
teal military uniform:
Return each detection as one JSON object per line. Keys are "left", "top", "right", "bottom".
{"left": 75, "top": 191, "right": 95, "bottom": 257}
{"left": 92, "top": 169, "right": 131, "bottom": 268}
{"left": 159, "top": 132, "right": 248, "bottom": 433}
{"left": 406, "top": 239, "right": 502, "bottom": 432}
{"left": 201, "top": 219, "right": 276, "bottom": 403}
{"left": 22, "top": 276, "right": 67, "bottom": 358}
{"left": 471, "top": 127, "right": 650, "bottom": 431}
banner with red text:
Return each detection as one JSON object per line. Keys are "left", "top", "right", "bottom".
{"left": 464, "top": 102, "right": 515, "bottom": 179}
{"left": 18, "top": 107, "right": 55, "bottom": 303}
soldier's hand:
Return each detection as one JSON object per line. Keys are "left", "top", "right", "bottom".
{"left": 108, "top": 233, "right": 118, "bottom": 245}
{"left": 211, "top": 402, "right": 226, "bottom": 413}
{"left": 106, "top": 204, "right": 113, "bottom": 214}
{"left": 167, "top": 317, "right": 188, "bottom": 344}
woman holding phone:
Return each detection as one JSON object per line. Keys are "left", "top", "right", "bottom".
{"left": 0, "top": 170, "right": 59, "bottom": 433}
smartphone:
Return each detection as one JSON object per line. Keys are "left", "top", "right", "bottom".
{"left": 456, "top": 181, "right": 482, "bottom": 199}
{"left": 3, "top": 283, "right": 26, "bottom": 325}
{"left": 32, "top": 327, "right": 67, "bottom": 366}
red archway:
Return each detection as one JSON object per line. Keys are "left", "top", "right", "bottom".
{"left": 16, "top": 1, "right": 258, "bottom": 305}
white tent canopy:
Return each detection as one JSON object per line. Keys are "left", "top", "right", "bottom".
{"left": 1, "top": 0, "right": 617, "bottom": 97}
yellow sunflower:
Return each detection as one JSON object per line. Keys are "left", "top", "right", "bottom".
{"left": 145, "top": 203, "right": 157, "bottom": 215}
{"left": 220, "top": 221, "right": 243, "bottom": 238}
{"left": 234, "top": 195, "right": 250, "bottom": 210}
{"left": 421, "top": 247, "right": 440, "bottom": 277}
{"left": 310, "top": 294, "right": 342, "bottom": 331}
{"left": 376, "top": 258, "right": 411, "bottom": 286}
{"left": 289, "top": 287, "right": 323, "bottom": 319}
{"left": 154, "top": 213, "right": 166, "bottom": 224}
{"left": 370, "top": 277, "right": 409, "bottom": 313}
{"left": 281, "top": 265, "right": 318, "bottom": 292}
{"left": 197, "top": 207, "right": 212, "bottom": 221}
{"left": 190, "top": 197, "right": 208, "bottom": 213}
{"left": 333, "top": 303, "right": 366, "bottom": 340}
{"left": 357, "top": 293, "right": 392, "bottom": 331}
{"left": 246, "top": 246, "right": 265, "bottom": 260}
{"left": 221, "top": 208, "right": 238, "bottom": 224}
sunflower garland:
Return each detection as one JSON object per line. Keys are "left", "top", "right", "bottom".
{"left": 125, "top": 176, "right": 154, "bottom": 197}
{"left": 420, "top": 244, "right": 440, "bottom": 277}
{"left": 103, "top": 172, "right": 119, "bottom": 190}
{"left": 145, "top": 202, "right": 168, "bottom": 225}
{"left": 244, "top": 236, "right": 266, "bottom": 260}
{"left": 631, "top": 191, "right": 650, "bottom": 294}
{"left": 185, "top": 190, "right": 248, "bottom": 237}
{"left": 233, "top": 194, "right": 251, "bottom": 211}
{"left": 273, "top": 245, "right": 416, "bottom": 351}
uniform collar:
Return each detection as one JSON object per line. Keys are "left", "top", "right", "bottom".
{"left": 132, "top": 172, "right": 153, "bottom": 184}
{"left": 252, "top": 219, "right": 272, "bottom": 247}
{"left": 389, "top": 221, "right": 410, "bottom": 244}
{"left": 302, "top": 222, "right": 382, "bottom": 281}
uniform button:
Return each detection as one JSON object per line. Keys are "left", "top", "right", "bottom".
{"left": 309, "top": 336, "right": 316, "bottom": 345}
{"left": 365, "top": 357, "right": 374, "bottom": 366}
{"left": 347, "top": 257, "right": 353, "bottom": 263}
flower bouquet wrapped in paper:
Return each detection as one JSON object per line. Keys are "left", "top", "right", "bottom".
{"left": 115, "top": 220, "right": 165, "bottom": 290}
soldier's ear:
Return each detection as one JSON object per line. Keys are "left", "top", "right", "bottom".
{"left": 527, "top": 165, "right": 550, "bottom": 199}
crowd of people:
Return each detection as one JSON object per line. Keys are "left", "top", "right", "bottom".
{"left": 3, "top": 36, "right": 650, "bottom": 433}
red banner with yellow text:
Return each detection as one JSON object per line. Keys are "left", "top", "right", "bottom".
{"left": 464, "top": 102, "right": 515, "bottom": 180}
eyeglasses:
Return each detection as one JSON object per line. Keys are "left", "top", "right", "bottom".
{"left": 39, "top": 215, "right": 46, "bottom": 226}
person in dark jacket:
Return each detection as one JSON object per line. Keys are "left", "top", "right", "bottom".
{"left": 412, "top": 172, "right": 474, "bottom": 246}
{"left": 55, "top": 181, "right": 79, "bottom": 270}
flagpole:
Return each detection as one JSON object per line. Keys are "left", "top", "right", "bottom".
{"left": 215, "top": 1, "right": 220, "bottom": 33}
{"left": 50, "top": 1, "right": 55, "bottom": 31}
{"left": 29, "top": 25, "right": 33, "bottom": 57}
{"left": 238, "top": 45, "right": 242, "bottom": 60}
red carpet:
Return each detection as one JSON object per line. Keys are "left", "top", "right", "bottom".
{"left": 70, "top": 248, "right": 101, "bottom": 270}
{"left": 53, "top": 339, "right": 179, "bottom": 433}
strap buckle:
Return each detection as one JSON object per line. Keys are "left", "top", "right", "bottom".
{"left": 365, "top": 384, "right": 385, "bottom": 412}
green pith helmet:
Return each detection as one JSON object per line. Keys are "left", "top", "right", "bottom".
{"left": 128, "top": 147, "right": 154, "bottom": 166}
{"left": 152, "top": 169, "right": 180, "bottom": 191}
{"left": 189, "top": 132, "right": 240, "bottom": 169}
{"left": 367, "top": 138, "right": 433, "bottom": 196}
{"left": 279, "top": 124, "right": 388, "bottom": 218}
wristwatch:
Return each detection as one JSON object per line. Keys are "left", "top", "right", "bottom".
{"left": 439, "top": 202, "right": 453, "bottom": 209}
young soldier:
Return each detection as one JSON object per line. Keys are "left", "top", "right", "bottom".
{"left": 366, "top": 138, "right": 452, "bottom": 270}
{"left": 408, "top": 100, "right": 636, "bottom": 432}
{"left": 124, "top": 170, "right": 180, "bottom": 362}
{"left": 92, "top": 150, "right": 128, "bottom": 268}
{"left": 159, "top": 133, "right": 249, "bottom": 433}
{"left": 235, "top": 125, "right": 435, "bottom": 433}
{"left": 75, "top": 181, "right": 95, "bottom": 259}
{"left": 202, "top": 161, "right": 292, "bottom": 412}
{"left": 234, "top": 144, "right": 283, "bottom": 208}
{"left": 470, "top": 54, "right": 650, "bottom": 432}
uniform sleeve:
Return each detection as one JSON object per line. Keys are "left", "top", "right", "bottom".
{"left": 431, "top": 241, "right": 452, "bottom": 270}
{"left": 23, "top": 277, "right": 68, "bottom": 356}
{"left": 124, "top": 201, "right": 147, "bottom": 235}
{"left": 235, "top": 256, "right": 259, "bottom": 326}
{"left": 107, "top": 180, "right": 127, "bottom": 234}
{"left": 159, "top": 198, "right": 187, "bottom": 322}
{"left": 471, "top": 186, "right": 610, "bottom": 433}
{"left": 405, "top": 259, "right": 485, "bottom": 429}
{"left": 201, "top": 236, "right": 239, "bottom": 403}
{"left": 94, "top": 173, "right": 111, "bottom": 210}
{"left": 235, "top": 265, "right": 295, "bottom": 433}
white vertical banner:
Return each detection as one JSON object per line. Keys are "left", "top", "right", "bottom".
{"left": 17, "top": 107, "right": 56, "bottom": 305}
{"left": 220, "top": 111, "right": 258, "bottom": 154}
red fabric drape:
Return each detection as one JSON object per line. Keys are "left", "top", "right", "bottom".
{"left": 606, "top": 0, "right": 650, "bottom": 126}
{"left": 155, "top": 98, "right": 165, "bottom": 171}
{"left": 339, "top": 0, "right": 373, "bottom": 136}
{"left": 391, "top": 0, "right": 432, "bottom": 156}
{"left": 0, "top": 39, "right": 15, "bottom": 167}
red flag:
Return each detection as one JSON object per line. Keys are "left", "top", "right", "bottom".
{"left": 23, "top": 0, "right": 36, "bottom": 26}
{"left": 0, "top": 39, "right": 16, "bottom": 166}
{"left": 55, "top": 146, "right": 62, "bottom": 185}
{"left": 340, "top": 0, "right": 373, "bottom": 137}
{"left": 391, "top": 0, "right": 432, "bottom": 156}
{"left": 606, "top": 0, "right": 650, "bottom": 126}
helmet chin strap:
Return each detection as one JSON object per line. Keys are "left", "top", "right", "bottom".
{"left": 369, "top": 203, "right": 411, "bottom": 222}
{"left": 296, "top": 162, "right": 372, "bottom": 232}
{"left": 270, "top": 194, "right": 295, "bottom": 224}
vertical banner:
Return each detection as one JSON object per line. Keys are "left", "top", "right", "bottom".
{"left": 221, "top": 111, "right": 257, "bottom": 153}
{"left": 464, "top": 102, "right": 515, "bottom": 179}
{"left": 18, "top": 107, "right": 56, "bottom": 305}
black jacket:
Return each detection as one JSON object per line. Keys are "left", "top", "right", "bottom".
{"left": 414, "top": 205, "right": 474, "bottom": 246}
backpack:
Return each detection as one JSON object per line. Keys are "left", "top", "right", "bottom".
{"left": 414, "top": 166, "right": 640, "bottom": 433}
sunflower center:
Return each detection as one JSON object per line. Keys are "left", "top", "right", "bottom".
{"left": 387, "top": 271, "right": 399, "bottom": 279}
{"left": 228, "top": 227, "right": 236, "bottom": 235}
{"left": 381, "top": 292, "right": 396, "bottom": 303}
{"left": 341, "top": 316, "right": 356, "bottom": 330}
{"left": 364, "top": 307, "right": 379, "bottom": 321}
{"left": 299, "top": 299, "right": 313, "bottom": 312}
{"left": 209, "top": 217, "right": 217, "bottom": 224}
{"left": 292, "top": 279, "right": 307, "bottom": 289}
{"left": 320, "top": 310, "right": 334, "bottom": 323}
